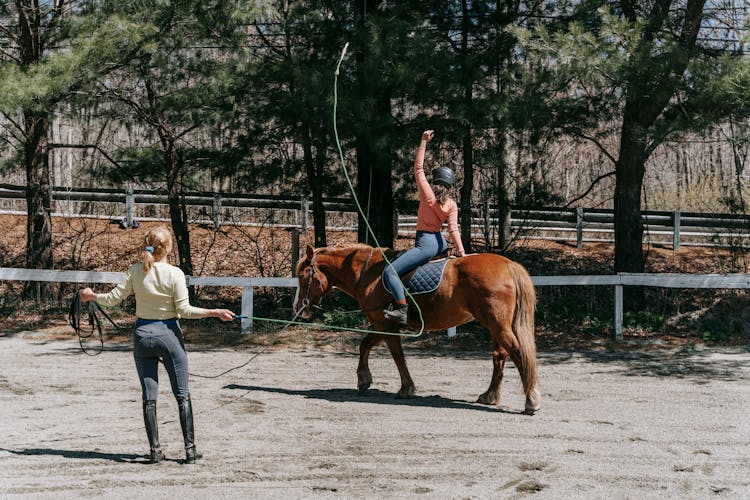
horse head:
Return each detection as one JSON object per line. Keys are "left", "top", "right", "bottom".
{"left": 294, "top": 245, "right": 329, "bottom": 319}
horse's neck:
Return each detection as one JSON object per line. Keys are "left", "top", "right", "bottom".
{"left": 317, "top": 251, "right": 363, "bottom": 296}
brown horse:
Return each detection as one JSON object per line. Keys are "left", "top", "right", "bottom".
{"left": 294, "top": 244, "right": 540, "bottom": 415}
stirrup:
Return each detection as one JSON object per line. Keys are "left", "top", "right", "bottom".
{"left": 383, "top": 306, "right": 408, "bottom": 325}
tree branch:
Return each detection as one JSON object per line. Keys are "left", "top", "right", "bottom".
{"left": 563, "top": 170, "right": 616, "bottom": 208}
{"left": 566, "top": 129, "right": 617, "bottom": 165}
{"left": 1, "top": 111, "right": 25, "bottom": 136}
{"left": 47, "top": 143, "right": 121, "bottom": 167}
{"left": 253, "top": 21, "right": 286, "bottom": 59}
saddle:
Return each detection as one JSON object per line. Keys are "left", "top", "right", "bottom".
{"left": 382, "top": 257, "right": 451, "bottom": 295}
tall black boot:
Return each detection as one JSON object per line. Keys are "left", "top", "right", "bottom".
{"left": 178, "top": 397, "right": 202, "bottom": 464}
{"left": 143, "top": 400, "right": 165, "bottom": 463}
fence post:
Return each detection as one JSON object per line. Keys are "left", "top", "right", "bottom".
{"left": 241, "top": 287, "right": 254, "bottom": 334}
{"left": 212, "top": 193, "right": 222, "bottom": 230}
{"left": 615, "top": 284, "right": 623, "bottom": 341}
{"left": 126, "top": 188, "right": 135, "bottom": 228}
{"left": 301, "top": 197, "right": 309, "bottom": 232}
{"left": 576, "top": 207, "right": 584, "bottom": 249}
{"left": 673, "top": 210, "right": 681, "bottom": 251}
{"left": 393, "top": 211, "right": 399, "bottom": 238}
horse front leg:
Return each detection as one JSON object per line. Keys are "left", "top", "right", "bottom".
{"left": 384, "top": 335, "right": 416, "bottom": 398}
{"left": 477, "top": 340, "right": 507, "bottom": 405}
{"left": 357, "top": 333, "right": 382, "bottom": 394}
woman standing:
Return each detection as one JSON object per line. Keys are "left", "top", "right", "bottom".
{"left": 383, "top": 130, "right": 466, "bottom": 325}
{"left": 80, "top": 226, "right": 235, "bottom": 464}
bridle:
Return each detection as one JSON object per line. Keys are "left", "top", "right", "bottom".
{"left": 295, "top": 252, "right": 326, "bottom": 317}
{"left": 295, "top": 247, "right": 389, "bottom": 317}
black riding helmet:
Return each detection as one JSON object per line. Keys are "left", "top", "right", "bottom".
{"left": 432, "top": 166, "right": 456, "bottom": 187}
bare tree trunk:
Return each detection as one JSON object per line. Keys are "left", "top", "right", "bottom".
{"left": 728, "top": 119, "right": 748, "bottom": 212}
{"left": 17, "top": 1, "right": 54, "bottom": 298}
{"left": 163, "top": 140, "right": 195, "bottom": 300}
{"left": 495, "top": 131, "right": 512, "bottom": 250}
{"left": 301, "top": 121, "right": 327, "bottom": 247}
{"left": 354, "top": 0, "right": 394, "bottom": 248}
{"left": 460, "top": 132, "right": 474, "bottom": 253}
{"left": 355, "top": 116, "right": 394, "bottom": 248}
{"left": 614, "top": 117, "right": 647, "bottom": 275}
{"left": 613, "top": 0, "right": 706, "bottom": 308}
{"left": 23, "top": 111, "right": 54, "bottom": 299}
{"left": 459, "top": 0, "right": 474, "bottom": 253}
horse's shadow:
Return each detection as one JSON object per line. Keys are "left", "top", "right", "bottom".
{"left": 0, "top": 447, "right": 150, "bottom": 463}
{"left": 224, "top": 384, "right": 522, "bottom": 414}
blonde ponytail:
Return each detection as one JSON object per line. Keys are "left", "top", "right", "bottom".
{"left": 143, "top": 248, "right": 156, "bottom": 274}
{"left": 142, "top": 226, "right": 174, "bottom": 274}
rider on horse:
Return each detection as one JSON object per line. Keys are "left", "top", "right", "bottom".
{"left": 382, "top": 130, "right": 466, "bottom": 325}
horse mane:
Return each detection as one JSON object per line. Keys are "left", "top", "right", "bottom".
{"left": 316, "top": 243, "right": 372, "bottom": 254}
{"left": 317, "top": 243, "right": 399, "bottom": 262}
{"left": 296, "top": 244, "right": 399, "bottom": 276}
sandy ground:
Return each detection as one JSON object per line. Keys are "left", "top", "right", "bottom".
{"left": 0, "top": 331, "right": 748, "bottom": 499}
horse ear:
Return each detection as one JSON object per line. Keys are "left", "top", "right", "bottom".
{"left": 306, "top": 244, "right": 315, "bottom": 259}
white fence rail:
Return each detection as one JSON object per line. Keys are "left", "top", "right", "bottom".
{"left": 2, "top": 267, "right": 749, "bottom": 340}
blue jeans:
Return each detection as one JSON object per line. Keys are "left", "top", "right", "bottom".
{"left": 383, "top": 231, "right": 447, "bottom": 302}
{"left": 133, "top": 319, "right": 190, "bottom": 401}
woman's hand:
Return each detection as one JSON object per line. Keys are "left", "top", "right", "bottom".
{"left": 211, "top": 309, "right": 236, "bottom": 322}
{"left": 421, "top": 130, "right": 434, "bottom": 143}
{"left": 80, "top": 287, "right": 97, "bottom": 302}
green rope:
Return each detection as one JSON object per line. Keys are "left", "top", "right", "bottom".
{"left": 332, "top": 43, "right": 426, "bottom": 338}
{"left": 252, "top": 316, "right": 415, "bottom": 335}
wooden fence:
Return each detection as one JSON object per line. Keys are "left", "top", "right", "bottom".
{"left": 3, "top": 266, "right": 749, "bottom": 340}
{"left": 1, "top": 184, "right": 750, "bottom": 249}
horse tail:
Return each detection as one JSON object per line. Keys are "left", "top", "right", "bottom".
{"left": 508, "top": 261, "right": 538, "bottom": 397}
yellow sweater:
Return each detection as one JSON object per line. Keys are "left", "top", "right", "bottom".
{"left": 96, "top": 262, "right": 206, "bottom": 320}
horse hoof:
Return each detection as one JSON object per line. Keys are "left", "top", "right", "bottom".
{"left": 477, "top": 392, "right": 500, "bottom": 406}
{"left": 357, "top": 382, "right": 371, "bottom": 394}
{"left": 523, "top": 388, "right": 541, "bottom": 415}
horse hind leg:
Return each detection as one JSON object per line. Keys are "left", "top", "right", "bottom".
{"left": 477, "top": 340, "right": 507, "bottom": 406}
{"left": 503, "top": 337, "right": 540, "bottom": 415}
{"left": 480, "top": 323, "right": 540, "bottom": 415}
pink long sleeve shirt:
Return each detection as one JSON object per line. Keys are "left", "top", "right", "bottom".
{"left": 414, "top": 146, "right": 465, "bottom": 256}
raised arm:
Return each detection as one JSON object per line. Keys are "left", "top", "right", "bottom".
{"left": 414, "top": 130, "right": 436, "bottom": 203}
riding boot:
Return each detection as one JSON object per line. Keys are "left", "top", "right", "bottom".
{"left": 178, "top": 397, "right": 202, "bottom": 464}
{"left": 143, "top": 400, "right": 165, "bottom": 463}
{"left": 383, "top": 303, "right": 408, "bottom": 325}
